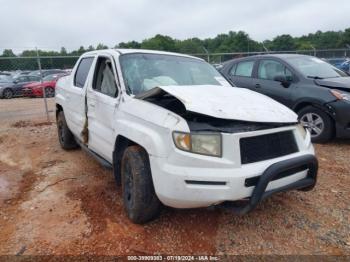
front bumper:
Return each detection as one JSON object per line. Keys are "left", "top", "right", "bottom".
{"left": 226, "top": 154, "right": 318, "bottom": 214}
{"left": 150, "top": 126, "right": 316, "bottom": 210}
{"left": 327, "top": 100, "right": 350, "bottom": 138}
{"left": 23, "top": 88, "right": 42, "bottom": 97}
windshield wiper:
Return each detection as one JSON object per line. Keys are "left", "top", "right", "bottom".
{"left": 307, "top": 76, "right": 324, "bottom": 79}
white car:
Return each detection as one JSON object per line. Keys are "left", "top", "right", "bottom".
{"left": 55, "top": 49, "right": 318, "bottom": 224}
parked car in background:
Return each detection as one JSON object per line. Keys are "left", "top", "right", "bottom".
{"left": 220, "top": 54, "right": 350, "bottom": 143}
{"left": 0, "top": 72, "right": 11, "bottom": 76}
{"left": 56, "top": 49, "right": 318, "bottom": 224}
{"left": 28, "top": 69, "right": 66, "bottom": 78}
{"left": 23, "top": 73, "right": 67, "bottom": 98}
{"left": 338, "top": 60, "right": 350, "bottom": 73}
{"left": 10, "top": 70, "right": 32, "bottom": 79}
{"left": 212, "top": 63, "right": 223, "bottom": 70}
{"left": 326, "top": 58, "right": 350, "bottom": 74}
{"left": 0, "top": 75, "right": 41, "bottom": 99}
{"left": 0, "top": 75, "right": 12, "bottom": 83}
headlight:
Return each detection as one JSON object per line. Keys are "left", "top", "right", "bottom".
{"left": 330, "top": 90, "right": 350, "bottom": 101}
{"left": 173, "top": 132, "right": 222, "bottom": 157}
{"left": 297, "top": 124, "right": 307, "bottom": 140}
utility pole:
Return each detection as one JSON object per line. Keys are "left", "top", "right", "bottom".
{"left": 346, "top": 44, "right": 350, "bottom": 57}
{"left": 36, "top": 47, "right": 50, "bottom": 122}
{"left": 262, "top": 43, "right": 269, "bottom": 53}
{"left": 310, "top": 44, "right": 316, "bottom": 56}
{"left": 202, "top": 46, "right": 210, "bottom": 63}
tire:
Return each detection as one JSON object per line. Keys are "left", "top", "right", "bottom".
{"left": 121, "top": 145, "right": 161, "bottom": 224}
{"left": 44, "top": 87, "right": 55, "bottom": 98}
{"left": 56, "top": 111, "right": 79, "bottom": 150}
{"left": 3, "top": 88, "right": 13, "bottom": 99}
{"left": 298, "top": 106, "right": 334, "bottom": 143}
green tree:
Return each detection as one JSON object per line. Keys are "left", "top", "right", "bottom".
{"left": 339, "top": 28, "right": 350, "bottom": 47}
{"left": 117, "top": 41, "right": 141, "bottom": 49}
{"left": 2, "top": 49, "right": 16, "bottom": 57}
{"left": 96, "top": 43, "right": 108, "bottom": 50}
{"left": 87, "top": 45, "right": 95, "bottom": 51}
{"left": 270, "top": 34, "right": 297, "bottom": 51}
{"left": 141, "top": 34, "right": 177, "bottom": 52}
{"left": 175, "top": 38, "right": 203, "bottom": 54}
{"left": 60, "top": 47, "right": 67, "bottom": 55}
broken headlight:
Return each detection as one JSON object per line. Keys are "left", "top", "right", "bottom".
{"left": 297, "top": 123, "right": 307, "bottom": 140}
{"left": 330, "top": 90, "right": 350, "bottom": 101}
{"left": 172, "top": 132, "right": 222, "bottom": 157}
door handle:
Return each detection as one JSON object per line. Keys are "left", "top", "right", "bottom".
{"left": 88, "top": 103, "right": 95, "bottom": 108}
{"left": 255, "top": 83, "right": 261, "bottom": 88}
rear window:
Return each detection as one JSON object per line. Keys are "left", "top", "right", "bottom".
{"left": 234, "top": 61, "right": 254, "bottom": 77}
{"left": 74, "top": 57, "right": 94, "bottom": 88}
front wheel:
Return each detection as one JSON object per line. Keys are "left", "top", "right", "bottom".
{"left": 3, "top": 88, "right": 13, "bottom": 99}
{"left": 44, "top": 87, "right": 55, "bottom": 98}
{"left": 121, "top": 145, "right": 161, "bottom": 224}
{"left": 298, "top": 106, "right": 334, "bottom": 143}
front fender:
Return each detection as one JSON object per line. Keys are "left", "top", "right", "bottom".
{"left": 114, "top": 117, "right": 173, "bottom": 157}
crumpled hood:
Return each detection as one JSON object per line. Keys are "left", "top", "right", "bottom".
{"left": 315, "top": 77, "right": 350, "bottom": 91}
{"left": 137, "top": 85, "right": 298, "bottom": 123}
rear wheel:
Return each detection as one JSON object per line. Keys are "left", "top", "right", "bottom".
{"left": 44, "top": 87, "right": 55, "bottom": 98}
{"left": 3, "top": 88, "right": 13, "bottom": 99}
{"left": 57, "top": 111, "right": 79, "bottom": 150}
{"left": 298, "top": 106, "right": 334, "bottom": 143}
{"left": 121, "top": 145, "right": 161, "bottom": 224}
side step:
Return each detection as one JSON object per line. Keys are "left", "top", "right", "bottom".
{"left": 77, "top": 140, "right": 113, "bottom": 170}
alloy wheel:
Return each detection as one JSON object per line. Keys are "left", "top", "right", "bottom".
{"left": 300, "top": 113, "right": 324, "bottom": 137}
{"left": 3, "top": 89, "right": 13, "bottom": 99}
{"left": 45, "top": 87, "right": 55, "bottom": 98}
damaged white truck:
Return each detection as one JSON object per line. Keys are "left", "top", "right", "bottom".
{"left": 55, "top": 49, "right": 318, "bottom": 224}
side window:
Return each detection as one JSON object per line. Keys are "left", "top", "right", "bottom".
{"left": 74, "top": 57, "right": 94, "bottom": 88}
{"left": 28, "top": 76, "right": 40, "bottom": 81}
{"left": 17, "top": 76, "right": 27, "bottom": 82}
{"left": 92, "top": 56, "right": 118, "bottom": 97}
{"left": 234, "top": 61, "right": 254, "bottom": 77}
{"left": 258, "top": 60, "right": 293, "bottom": 81}
{"left": 229, "top": 63, "right": 237, "bottom": 76}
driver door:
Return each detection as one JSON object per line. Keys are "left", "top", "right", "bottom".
{"left": 251, "top": 59, "right": 296, "bottom": 108}
{"left": 86, "top": 55, "right": 120, "bottom": 162}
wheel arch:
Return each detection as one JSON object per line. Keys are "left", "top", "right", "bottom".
{"left": 56, "top": 103, "right": 63, "bottom": 118}
{"left": 112, "top": 135, "right": 146, "bottom": 186}
{"left": 293, "top": 100, "right": 335, "bottom": 120}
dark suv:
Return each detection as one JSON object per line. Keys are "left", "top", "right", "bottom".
{"left": 220, "top": 54, "right": 350, "bottom": 143}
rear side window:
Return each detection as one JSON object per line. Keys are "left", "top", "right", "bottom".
{"left": 74, "top": 57, "right": 94, "bottom": 88}
{"left": 234, "top": 61, "right": 254, "bottom": 77}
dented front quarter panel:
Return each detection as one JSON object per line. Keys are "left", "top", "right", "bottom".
{"left": 114, "top": 95, "right": 190, "bottom": 157}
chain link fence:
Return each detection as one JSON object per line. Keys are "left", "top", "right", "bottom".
{"left": 191, "top": 48, "right": 350, "bottom": 63}
{"left": 0, "top": 48, "right": 349, "bottom": 123}
{"left": 0, "top": 54, "right": 79, "bottom": 123}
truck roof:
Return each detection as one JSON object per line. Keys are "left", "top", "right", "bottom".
{"left": 82, "top": 49, "right": 203, "bottom": 61}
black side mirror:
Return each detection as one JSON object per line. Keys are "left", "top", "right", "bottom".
{"left": 274, "top": 75, "right": 291, "bottom": 88}
{"left": 13, "top": 79, "right": 19, "bottom": 84}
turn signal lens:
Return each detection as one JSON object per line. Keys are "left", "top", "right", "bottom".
{"left": 173, "top": 132, "right": 191, "bottom": 151}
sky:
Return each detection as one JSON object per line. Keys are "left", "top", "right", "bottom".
{"left": 0, "top": 0, "right": 349, "bottom": 53}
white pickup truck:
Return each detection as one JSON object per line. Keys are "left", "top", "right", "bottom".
{"left": 55, "top": 49, "right": 318, "bottom": 224}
